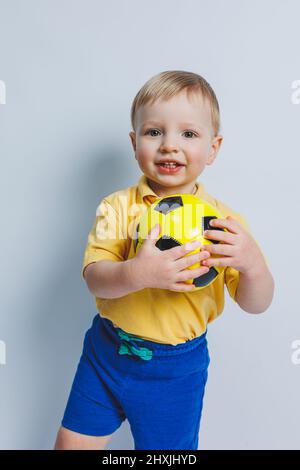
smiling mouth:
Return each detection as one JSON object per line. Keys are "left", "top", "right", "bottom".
{"left": 156, "top": 162, "right": 185, "bottom": 168}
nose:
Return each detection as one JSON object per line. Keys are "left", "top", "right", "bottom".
{"left": 159, "top": 138, "right": 179, "bottom": 153}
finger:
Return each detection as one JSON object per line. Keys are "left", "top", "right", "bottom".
{"left": 177, "top": 265, "right": 210, "bottom": 282}
{"left": 203, "top": 229, "right": 236, "bottom": 244}
{"left": 145, "top": 223, "right": 161, "bottom": 244}
{"left": 201, "top": 243, "right": 234, "bottom": 256}
{"left": 169, "top": 240, "right": 202, "bottom": 260}
{"left": 175, "top": 250, "right": 210, "bottom": 271}
{"left": 169, "top": 282, "right": 199, "bottom": 292}
{"left": 202, "top": 256, "right": 233, "bottom": 268}
{"left": 207, "top": 216, "right": 241, "bottom": 234}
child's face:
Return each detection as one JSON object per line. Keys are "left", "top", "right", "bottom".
{"left": 129, "top": 90, "right": 223, "bottom": 196}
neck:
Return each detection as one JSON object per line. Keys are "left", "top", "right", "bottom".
{"left": 146, "top": 178, "right": 197, "bottom": 197}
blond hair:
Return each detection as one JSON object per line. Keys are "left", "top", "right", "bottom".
{"left": 130, "top": 70, "right": 220, "bottom": 136}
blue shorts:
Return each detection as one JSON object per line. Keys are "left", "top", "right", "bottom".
{"left": 61, "top": 313, "right": 210, "bottom": 450}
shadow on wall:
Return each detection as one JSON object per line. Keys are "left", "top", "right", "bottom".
{"left": 29, "top": 147, "right": 137, "bottom": 450}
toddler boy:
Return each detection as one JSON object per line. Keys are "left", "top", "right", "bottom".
{"left": 55, "top": 70, "right": 274, "bottom": 451}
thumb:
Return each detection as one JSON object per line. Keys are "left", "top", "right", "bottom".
{"left": 145, "top": 223, "right": 161, "bottom": 244}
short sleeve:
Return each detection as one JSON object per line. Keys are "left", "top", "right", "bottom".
{"left": 224, "top": 212, "right": 269, "bottom": 303}
{"left": 81, "top": 198, "right": 127, "bottom": 280}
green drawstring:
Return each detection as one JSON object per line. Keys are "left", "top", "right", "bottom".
{"left": 116, "top": 330, "right": 153, "bottom": 361}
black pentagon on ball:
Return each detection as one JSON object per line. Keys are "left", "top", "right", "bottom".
{"left": 133, "top": 223, "right": 140, "bottom": 251}
{"left": 155, "top": 235, "right": 181, "bottom": 251}
{"left": 193, "top": 267, "right": 219, "bottom": 287}
{"left": 203, "top": 216, "right": 217, "bottom": 232}
{"left": 203, "top": 216, "right": 225, "bottom": 245}
{"left": 154, "top": 196, "right": 183, "bottom": 215}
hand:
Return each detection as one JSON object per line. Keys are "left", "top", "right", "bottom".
{"left": 131, "top": 224, "right": 211, "bottom": 292}
{"left": 200, "top": 215, "right": 267, "bottom": 276}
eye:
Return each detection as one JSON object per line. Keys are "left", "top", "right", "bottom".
{"left": 183, "top": 131, "right": 197, "bottom": 138}
{"left": 145, "top": 129, "right": 160, "bottom": 137}
{"left": 144, "top": 129, "right": 198, "bottom": 138}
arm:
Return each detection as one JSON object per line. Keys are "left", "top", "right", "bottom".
{"left": 201, "top": 215, "right": 275, "bottom": 314}
{"left": 235, "top": 263, "right": 275, "bottom": 314}
{"left": 83, "top": 259, "right": 143, "bottom": 299}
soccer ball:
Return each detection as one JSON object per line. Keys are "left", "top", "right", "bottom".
{"left": 134, "top": 194, "right": 226, "bottom": 290}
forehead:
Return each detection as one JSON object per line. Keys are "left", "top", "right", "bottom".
{"left": 136, "top": 90, "right": 211, "bottom": 129}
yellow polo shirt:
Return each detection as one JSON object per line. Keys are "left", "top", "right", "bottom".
{"left": 82, "top": 174, "right": 267, "bottom": 345}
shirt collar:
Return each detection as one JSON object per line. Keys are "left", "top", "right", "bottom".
{"left": 137, "top": 174, "right": 205, "bottom": 205}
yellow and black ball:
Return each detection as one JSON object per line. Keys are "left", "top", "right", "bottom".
{"left": 134, "top": 194, "right": 226, "bottom": 290}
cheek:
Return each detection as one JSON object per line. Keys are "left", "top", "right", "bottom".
{"left": 136, "top": 142, "right": 157, "bottom": 160}
{"left": 186, "top": 142, "right": 211, "bottom": 165}
{"left": 189, "top": 160, "right": 206, "bottom": 175}
{"left": 187, "top": 150, "right": 207, "bottom": 167}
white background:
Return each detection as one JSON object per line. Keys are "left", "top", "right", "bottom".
{"left": 0, "top": 0, "right": 299, "bottom": 449}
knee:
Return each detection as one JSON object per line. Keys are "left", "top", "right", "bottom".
{"left": 54, "top": 426, "right": 72, "bottom": 450}
{"left": 54, "top": 426, "right": 112, "bottom": 450}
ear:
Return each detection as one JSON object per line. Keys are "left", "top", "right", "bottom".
{"left": 207, "top": 134, "right": 223, "bottom": 166}
{"left": 129, "top": 131, "right": 137, "bottom": 153}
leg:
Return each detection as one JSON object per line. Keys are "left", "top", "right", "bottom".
{"left": 123, "top": 365, "right": 208, "bottom": 450}
{"left": 57, "top": 324, "right": 127, "bottom": 445}
{"left": 59, "top": 352, "right": 126, "bottom": 442}
{"left": 54, "top": 426, "right": 113, "bottom": 450}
